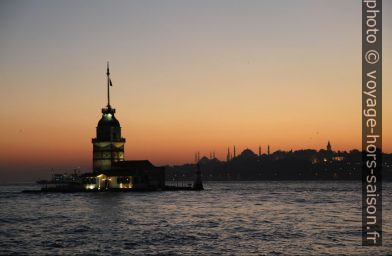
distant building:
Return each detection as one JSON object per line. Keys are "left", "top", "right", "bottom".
{"left": 239, "top": 148, "right": 257, "bottom": 159}
{"left": 327, "top": 141, "right": 332, "bottom": 152}
{"left": 82, "top": 63, "right": 165, "bottom": 190}
{"left": 326, "top": 141, "right": 333, "bottom": 161}
{"left": 332, "top": 156, "right": 344, "bottom": 161}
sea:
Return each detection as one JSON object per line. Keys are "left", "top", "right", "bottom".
{"left": 0, "top": 181, "right": 391, "bottom": 255}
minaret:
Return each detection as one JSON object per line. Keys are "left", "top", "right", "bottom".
{"left": 268, "top": 145, "right": 270, "bottom": 156}
{"left": 227, "top": 147, "right": 231, "bottom": 162}
{"left": 233, "top": 145, "right": 236, "bottom": 158}
{"left": 258, "top": 146, "right": 261, "bottom": 156}
{"left": 92, "top": 62, "right": 126, "bottom": 173}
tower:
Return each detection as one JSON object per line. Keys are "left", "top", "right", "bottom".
{"left": 92, "top": 63, "right": 126, "bottom": 173}
{"left": 327, "top": 141, "right": 332, "bottom": 152}
{"left": 233, "top": 145, "right": 236, "bottom": 158}
{"left": 258, "top": 146, "right": 261, "bottom": 156}
{"left": 267, "top": 145, "right": 270, "bottom": 156}
{"left": 227, "top": 147, "right": 231, "bottom": 162}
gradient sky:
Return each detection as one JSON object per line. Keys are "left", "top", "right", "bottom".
{"left": 0, "top": 0, "right": 391, "bottom": 182}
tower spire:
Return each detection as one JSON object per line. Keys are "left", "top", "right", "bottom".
{"left": 106, "top": 61, "right": 111, "bottom": 107}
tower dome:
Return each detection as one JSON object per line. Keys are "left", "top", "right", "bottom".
{"left": 97, "top": 106, "right": 120, "bottom": 127}
{"left": 96, "top": 106, "right": 122, "bottom": 141}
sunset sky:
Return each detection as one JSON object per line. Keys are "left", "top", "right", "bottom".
{"left": 0, "top": 0, "right": 391, "bottom": 182}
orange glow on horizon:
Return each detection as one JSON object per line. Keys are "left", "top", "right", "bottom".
{"left": 0, "top": 0, "right": 391, "bottom": 181}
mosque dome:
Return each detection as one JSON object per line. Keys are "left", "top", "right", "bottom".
{"left": 240, "top": 148, "right": 256, "bottom": 158}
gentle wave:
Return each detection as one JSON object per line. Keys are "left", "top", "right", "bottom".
{"left": 0, "top": 181, "right": 391, "bottom": 255}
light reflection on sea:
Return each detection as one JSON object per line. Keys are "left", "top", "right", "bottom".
{"left": 0, "top": 181, "right": 391, "bottom": 255}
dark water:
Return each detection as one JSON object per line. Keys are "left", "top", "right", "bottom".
{"left": 0, "top": 181, "right": 391, "bottom": 255}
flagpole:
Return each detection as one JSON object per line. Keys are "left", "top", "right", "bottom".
{"left": 107, "top": 61, "right": 110, "bottom": 107}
